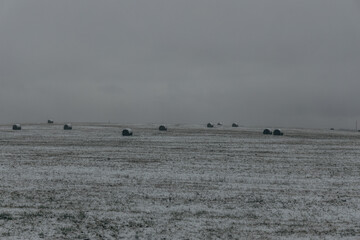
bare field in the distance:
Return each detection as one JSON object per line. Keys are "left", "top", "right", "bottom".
{"left": 0, "top": 123, "right": 360, "bottom": 239}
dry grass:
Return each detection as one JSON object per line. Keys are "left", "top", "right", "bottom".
{"left": 0, "top": 124, "right": 360, "bottom": 239}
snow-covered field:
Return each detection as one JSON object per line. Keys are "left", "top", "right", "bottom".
{"left": 0, "top": 123, "right": 360, "bottom": 239}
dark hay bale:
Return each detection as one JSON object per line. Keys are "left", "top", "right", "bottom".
{"left": 263, "top": 128, "right": 272, "bottom": 135}
{"left": 273, "top": 129, "right": 283, "bottom": 136}
{"left": 122, "top": 128, "right": 133, "bottom": 136}
{"left": 12, "top": 124, "right": 21, "bottom": 130}
{"left": 217, "top": 122, "right": 222, "bottom": 126}
{"left": 64, "top": 124, "right": 72, "bottom": 130}
{"left": 159, "top": 125, "right": 167, "bottom": 131}
{"left": 232, "top": 123, "right": 239, "bottom": 127}
{"left": 207, "top": 123, "right": 214, "bottom": 128}
{"left": 48, "top": 119, "right": 54, "bottom": 124}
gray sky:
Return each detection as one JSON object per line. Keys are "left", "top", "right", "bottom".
{"left": 1, "top": 0, "right": 360, "bottom": 128}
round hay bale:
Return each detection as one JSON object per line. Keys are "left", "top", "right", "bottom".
{"left": 48, "top": 119, "right": 54, "bottom": 124}
{"left": 64, "top": 124, "right": 72, "bottom": 130}
{"left": 159, "top": 125, "right": 167, "bottom": 131}
{"left": 207, "top": 123, "right": 214, "bottom": 128}
{"left": 273, "top": 129, "right": 283, "bottom": 136}
{"left": 263, "top": 128, "right": 272, "bottom": 135}
{"left": 12, "top": 124, "right": 21, "bottom": 130}
{"left": 122, "top": 128, "right": 133, "bottom": 136}
{"left": 232, "top": 123, "right": 239, "bottom": 127}
{"left": 217, "top": 122, "right": 222, "bottom": 126}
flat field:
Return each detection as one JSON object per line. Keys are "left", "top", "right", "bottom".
{"left": 0, "top": 123, "right": 360, "bottom": 239}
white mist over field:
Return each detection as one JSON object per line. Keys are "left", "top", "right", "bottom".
{"left": 0, "top": 1, "right": 360, "bottom": 128}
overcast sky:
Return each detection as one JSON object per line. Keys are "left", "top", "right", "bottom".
{"left": 1, "top": 0, "right": 360, "bottom": 128}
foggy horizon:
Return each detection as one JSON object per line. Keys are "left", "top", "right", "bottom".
{"left": 1, "top": 0, "right": 360, "bottom": 129}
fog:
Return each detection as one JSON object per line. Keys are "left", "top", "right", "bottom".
{"left": 1, "top": 0, "right": 360, "bottom": 128}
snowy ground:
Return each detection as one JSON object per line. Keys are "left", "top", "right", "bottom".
{"left": 0, "top": 123, "right": 360, "bottom": 239}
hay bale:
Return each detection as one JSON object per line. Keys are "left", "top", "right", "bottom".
{"left": 159, "top": 125, "right": 167, "bottom": 131}
{"left": 64, "top": 124, "right": 72, "bottom": 130}
{"left": 273, "top": 129, "right": 283, "bottom": 136}
{"left": 48, "top": 119, "right": 54, "bottom": 124}
{"left": 12, "top": 124, "right": 21, "bottom": 130}
{"left": 232, "top": 123, "right": 239, "bottom": 127}
{"left": 217, "top": 122, "right": 223, "bottom": 126}
{"left": 122, "top": 128, "right": 133, "bottom": 136}
{"left": 263, "top": 128, "right": 272, "bottom": 135}
{"left": 207, "top": 123, "right": 214, "bottom": 128}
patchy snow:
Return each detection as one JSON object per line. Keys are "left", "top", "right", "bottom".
{"left": 0, "top": 123, "right": 360, "bottom": 239}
